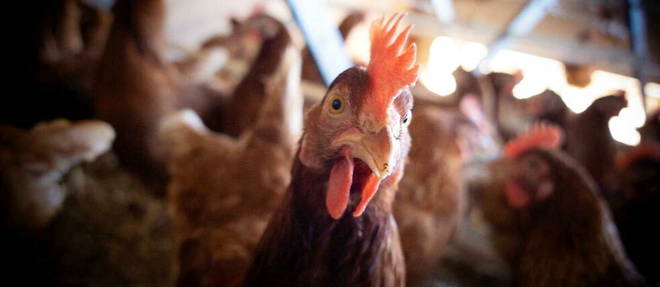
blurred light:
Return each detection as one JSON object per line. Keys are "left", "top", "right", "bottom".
{"left": 512, "top": 77, "right": 546, "bottom": 99}
{"left": 487, "top": 48, "right": 645, "bottom": 145}
{"left": 420, "top": 71, "right": 456, "bottom": 96}
{"left": 420, "top": 37, "right": 486, "bottom": 96}
{"left": 343, "top": 20, "right": 371, "bottom": 65}
{"left": 428, "top": 36, "right": 462, "bottom": 73}
{"left": 488, "top": 49, "right": 565, "bottom": 99}
{"left": 460, "top": 41, "right": 488, "bottom": 72}
{"left": 645, "top": 82, "right": 660, "bottom": 98}
{"left": 560, "top": 85, "right": 594, "bottom": 113}
{"left": 609, "top": 117, "right": 641, "bottom": 146}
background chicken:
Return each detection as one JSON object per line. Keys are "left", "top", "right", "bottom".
{"left": 8, "top": 0, "right": 112, "bottom": 129}
{"left": 158, "top": 27, "right": 302, "bottom": 286}
{"left": 479, "top": 124, "right": 646, "bottom": 287}
{"left": 221, "top": 14, "right": 298, "bottom": 137}
{"left": 94, "top": 0, "right": 178, "bottom": 181}
{"left": 613, "top": 143, "right": 660, "bottom": 287}
{"left": 394, "top": 106, "right": 471, "bottom": 286}
{"left": 0, "top": 119, "right": 114, "bottom": 229}
{"left": 565, "top": 93, "right": 628, "bottom": 199}
{"left": 244, "top": 13, "right": 418, "bottom": 286}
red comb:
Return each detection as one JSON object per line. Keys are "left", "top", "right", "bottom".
{"left": 504, "top": 123, "right": 563, "bottom": 158}
{"left": 365, "top": 13, "right": 420, "bottom": 118}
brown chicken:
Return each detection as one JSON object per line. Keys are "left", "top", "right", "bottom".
{"left": 394, "top": 106, "right": 471, "bottom": 286}
{"left": 158, "top": 29, "right": 303, "bottom": 287}
{"left": 94, "top": 0, "right": 177, "bottom": 181}
{"left": 520, "top": 89, "right": 569, "bottom": 131}
{"left": 243, "top": 13, "right": 419, "bottom": 286}
{"left": 221, "top": 14, "right": 299, "bottom": 137}
{"left": 95, "top": 0, "right": 242, "bottom": 179}
{"left": 613, "top": 143, "right": 660, "bottom": 287}
{"left": 479, "top": 124, "right": 646, "bottom": 287}
{"left": 10, "top": 0, "right": 112, "bottom": 128}
{"left": 566, "top": 93, "right": 627, "bottom": 198}
{"left": 0, "top": 119, "right": 115, "bottom": 229}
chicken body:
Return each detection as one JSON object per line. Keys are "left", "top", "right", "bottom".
{"left": 566, "top": 94, "right": 627, "bottom": 197}
{"left": 394, "top": 107, "right": 467, "bottom": 286}
{"left": 480, "top": 147, "right": 646, "bottom": 287}
{"left": 244, "top": 13, "right": 420, "bottom": 286}
{"left": 159, "top": 35, "right": 303, "bottom": 287}
{"left": 94, "top": 0, "right": 177, "bottom": 180}
{"left": 614, "top": 144, "right": 660, "bottom": 287}
{"left": 222, "top": 14, "right": 297, "bottom": 137}
{"left": 0, "top": 119, "right": 114, "bottom": 229}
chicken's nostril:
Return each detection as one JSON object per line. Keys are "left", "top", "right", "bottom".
{"left": 361, "top": 116, "right": 386, "bottom": 135}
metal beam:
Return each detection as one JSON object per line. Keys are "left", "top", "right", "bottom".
{"left": 287, "top": 0, "right": 353, "bottom": 86}
{"left": 628, "top": 0, "right": 650, "bottom": 109}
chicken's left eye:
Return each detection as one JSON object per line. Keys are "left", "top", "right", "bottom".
{"left": 329, "top": 97, "right": 345, "bottom": 114}
{"left": 402, "top": 111, "right": 412, "bottom": 125}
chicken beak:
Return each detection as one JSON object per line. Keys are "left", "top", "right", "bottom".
{"left": 328, "top": 124, "right": 398, "bottom": 218}
{"left": 331, "top": 126, "right": 398, "bottom": 180}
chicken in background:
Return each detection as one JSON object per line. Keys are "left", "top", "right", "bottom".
{"left": 244, "top": 13, "right": 419, "bottom": 286}
{"left": 613, "top": 138, "right": 660, "bottom": 286}
{"left": 221, "top": 14, "right": 299, "bottom": 137}
{"left": 479, "top": 124, "right": 646, "bottom": 287}
{"left": 158, "top": 25, "right": 303, "bottom": 287}
{"left": 8, "top": 0, "right": 112, "bottom": 128}
{"left": 639, "top": 110, "right": 659, "bottom": 144}
{"left": 520, "top": 89, "right": 569, "bottom": 131}
{"left": 565, "top": 92, "right": 627, "bottom": 199}
{"left": 94, "top": 0, "right": 243, "bottom": 181}
{"left": 40, "top": 0, "right": 112, "bottom": 93}
{"left": 0, "top": 119, "right": 114, "bottom": 230}
{"left": 94, "top": 0, "right": 178, "bottom": 182}
{"left": 301, "top": 11, "right": 366, "bottom": 84}
{"left": 394, "top": 106, "right": 473, "bottom": 286}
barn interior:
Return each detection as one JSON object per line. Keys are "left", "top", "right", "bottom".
{"left": 3, "top": 0, "right": 659, "bottom": 286}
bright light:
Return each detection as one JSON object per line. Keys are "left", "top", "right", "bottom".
{"left": 420, "top": 70, "right": 456, "bottom": 96}
{"left": 343, "top": 20, "right": 371, "bottom": 65}
{"left": 428, "top": 36, "right": 462, "bottom": 74}
{"left": 460, "top": 41, "right": 488, "bottom": 72}
{"left": 420, "top": 37, "right": 486, "bottom": 96}
{"left": 513, "top": 77, "right": 546, "bottom": 99}
{"left": 609, "top": 117, "right": 641, "bottom": 146}
{"left": 645, "top": 82, "right": 660, "bottom": 99}
{"left": 487, "top": 48, "right": 646, "bottom": 145}
{"left": 488, "top": 49, "right": 565, "bottom": 99}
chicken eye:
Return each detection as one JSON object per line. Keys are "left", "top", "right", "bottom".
{"left": 402, "top": 111, "right": 412, "bottom": 126}
{"left": 329, "top": 97, "right": 345, "bottom": 114}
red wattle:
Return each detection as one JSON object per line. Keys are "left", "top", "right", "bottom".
{"left": 326, "top": 153, "right": 354, "bottom": 219}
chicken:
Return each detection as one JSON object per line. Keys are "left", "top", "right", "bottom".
{"left": 566, "top": 93, "right": 627, "bottom": 198}
{"left": 639, "top": 110, "right": 659, "bottom": 144}
{"left": 613, "top": 143, "right": 660, "bottom": 287}
{"left": 9, "top": 0, "right": 111, "bottom": 128}
{"left": 221, "top": 14, "right": 297, "bottom": 137}
{"left": 94, "top": 0, "right": 177, "bottom": 181}
{"left": 0, "top": 119, "right": 114, "bottom": 229}
{"left": 520, "top": 89, "right": 569, "bottom": 131}
{"left": 479, "top": 123, "right": 646, "bottom": 287}
{"left": 243, "top": 13, "right": 419, "bottom": 286}
{"left": 158, "top": 26, "right": 303, "bottom": 287}
{"left": 394, "top": 106, "right": 470, "bottom": 286}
